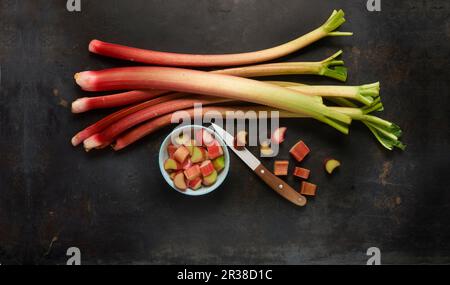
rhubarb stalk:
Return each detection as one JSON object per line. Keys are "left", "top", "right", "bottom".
{"left": 111, "top": 100, "right": 396, "bottom": 151}
{"left": 72, "top": 51, "right": 344, "bottom": 113}
{"left": 213, "top": 50, "right": 348, "bottom": 81}
{"left": 327, "top": 97, "right": 405, "bottom": 150}
{"left": 270, "top": 81, "right": 380, "bottom": 105}
{"left": 71, "top": 90, "right": 167, "bottom": 113}
{"left": 74, "top": 67, "right": 352, "bottom": 134}
{"left": 89, "top": 10, "right": 351, "bottom": 67}
{"left": 83, "top": 96, "right": 231, "bottom": 151}
{"left": 71, "top": 92, "right": 186, "bottom": 146}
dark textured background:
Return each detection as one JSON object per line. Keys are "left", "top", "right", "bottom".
{"left": 0, "top": 0, "right": 449, "bottom": 265}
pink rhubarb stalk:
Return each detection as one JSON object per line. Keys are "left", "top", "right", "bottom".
{"left": 71, "top": 93, "right": 186, "bottom": 146}
{"left": 83, "top": 96, "right": 230, "bottom": 151}
{"left": 88, "top": 10, "right": 350, "bottom": 67}
{"left": 74, "top": 67, "right": 352, "bottom": 134}
{"left": 73, "top": 50, "right": 345, "bottom": 113}
{"left": 71, "top": 90, "right": 167, "bottom": 113}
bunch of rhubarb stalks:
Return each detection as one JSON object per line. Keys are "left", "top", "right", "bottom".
{"left": 71, "top": 10, "right": 405, "bottom": 152}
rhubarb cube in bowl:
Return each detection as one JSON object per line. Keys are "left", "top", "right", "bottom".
{"left": 159, "top": 125, "right": 230, "bottom": 196}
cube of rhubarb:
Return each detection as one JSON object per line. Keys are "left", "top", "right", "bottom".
{"left": 202, "top": 170, "right": 218, "bottom": 186}
{"left": 191, "top": 146, "right": 205, "bottom": 163}
{"left": 234, "top": 130, "right": 248, "bottom": 149}
{"left": 212, "top": 156, "right": 225, "bottom": 172}
{"left": 289, "top": 140, "right": 310, "bottom": 162}
{"left": 200, "top": 160, "right": 215, "bottom": 177}
{"left": 274, "top": 160, "right": 289, "bottom": 176}
{"left": 173, "top": 145, "right": 190, "bottom": 163}
{"left": 183, "top": 139, "right": 196, "bottom": 156}
{"left": 184, "top": 164, "right": 201, "bottom": 181}
{"left": 173, "top": 172, "right": 187, "bottom": 191}
{"left": 293, "top": 167, "right": 310, "bottom": 179}
{"left": 169, "top": 171, "right": 182, "bottom": 180}
{"left": 167, "top": 144, "right": 177, "bottom": 158}
{"left": 207, "top": 144, "right": 223, "bottom": 160}
{"left": 271, "top": 127, "right": 287, "bottom": 145}
{"left": 164, "top": 158, "right": 181, "bottom": 172}
{"left": 182, "top": 158, "right": 192, "bottom": 170}
{"left": 300, "top": 181, "right": 317, "bottom": 196}
{"left": 195, "top": 129, "right": 214, "bottom": 146}
{"left": 188, "top": 177, "right": 202, "bottom": 190}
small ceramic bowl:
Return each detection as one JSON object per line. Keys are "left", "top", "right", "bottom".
{"left": 159, "top": 125, "right": 230, "bottom": 196}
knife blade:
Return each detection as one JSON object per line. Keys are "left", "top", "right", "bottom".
{"left": 211, "top": 123, "right": 307, "bottom": 207}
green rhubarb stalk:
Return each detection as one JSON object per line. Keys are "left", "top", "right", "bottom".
{"left": 270, "top": 81, "right": 380, "bottom": 105}
{"left": 214, "top": 50, "right": 348, "bottom": 82}
{"left": 327, "top": 97, "right": 405, "bottom": 150}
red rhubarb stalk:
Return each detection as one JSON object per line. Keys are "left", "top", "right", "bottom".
{"left": 70, "top": 93, "right": 186, "bottom": 146}
{"left": 71, "top": 90, "right": 167, "bottom": 113}
{"left": 74, "top": 67, "right": 352, "bottom": 134}
{"left": 73, "top": 50, "right": 346, "bottom": 113}
{"left": 88, "top": 10, "right": 350, "bottom": 67}
{"left": 82, "top": 96, "right": 230, "bottom": 151}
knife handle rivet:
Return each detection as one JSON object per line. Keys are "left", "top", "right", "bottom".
{"left": 278, "top": 184, "right": 283, "bottom": 189}
{"left": 260, "top": 169, "right": 265, "bottom": 174}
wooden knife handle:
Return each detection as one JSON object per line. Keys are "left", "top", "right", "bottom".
{"left": 254, "top": 164, "right": 307, "bottom": 207}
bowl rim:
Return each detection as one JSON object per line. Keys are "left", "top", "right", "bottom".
{"left": 158, "top": 124, "right": 230, "bottom": 196}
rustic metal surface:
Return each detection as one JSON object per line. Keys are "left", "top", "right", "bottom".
{"left": 0, "top": 0, "right": 449, "bottom": 264}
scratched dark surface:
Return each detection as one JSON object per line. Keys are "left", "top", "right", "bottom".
{"left": 0, "top": 0, "right": 449, "bottom": 265}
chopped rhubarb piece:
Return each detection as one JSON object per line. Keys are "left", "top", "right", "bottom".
{"left": 260, "top": 148, "right": 274, "bottom": 157}
{"left": 207, "top": 144, "right": 223, "bottom": 160}
{"left": 195, "top": 129, "right": 214, "bottom": 146}
{"left": 300, "top": 181, "right": 317, "bottom": 196}
{"left": 200, "top": 160, "right": 215, "bottom": 177}
{"left": 174, "top": 133, "right": 190, "bottom": 146}
{"left": 167, "top": 144, "right": 177, "bottom": 158}
{"left": 274, "top": 160, "right": 289, "bottom": 176}
{"left": 194, "top": 130, "right": 203, "bottom": 145}
{"left": 271, "top": 127, "right": 287, "bottom": 145}
{"left": 293, "top": 167, "right": 310, "bottom": 179}
{"left": 234, "top": 130, "right": 248, "bottom": 149}
{"left": 191, "top": 146, "right": 205, "bottom": 163}
{"left": 164, "top": 158, "right": 181, "bottom": 172}
{"left": 260, "top": 140, "right": 271, "bottom": 148}
{"left": 184, "top": 164, "right": 201, "bottom": 181}
{"left": 184, "top": 139, "right": 196, "bottom": 156}
{"left": 169, "top": 171, "right": 181, "bottom": 180}
{"left": 260, "top": 141, "right": 274, "bottom": 157}
{"left": 182, "top": 158, "right": 192, "bottom": 170}
{"left": 212, "top": 156, "right": 225, "bottom": 172}
{"left": 202, "top": 170, "right": 218, "bottom": 186}
{"left": 289, "top": 140, "right": 310, "bottom": 162}
{"left": 173, "top": 172, "right": 188, "bottom": 191}
{"left": 324, "top": 158, "right": 341, "bottom": 174}
{"left": 173, "top": 145, "right": 190, "bottom": 163}
{"left": 188, "top": 177, "right": 202, "bottom": 190}
{"left": 200, "top": 148, "right": 208, "bottom": 160}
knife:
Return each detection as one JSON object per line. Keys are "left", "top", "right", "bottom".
{"left": 211, "top": 123, "right": 307, "bottom": 207}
